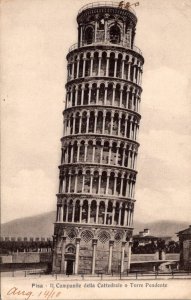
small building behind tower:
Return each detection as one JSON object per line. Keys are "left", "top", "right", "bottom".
{"left": 177, "top": 225, "right": 191, "bottom": 270}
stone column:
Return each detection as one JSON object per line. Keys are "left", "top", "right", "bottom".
{"left": 86, "top": 112, "right": 90, "bottom": 133}
{"left": 136, "top": 124, "right": 140, "bottom": 141}
{"left": 84, "top": 141, "right": 88, "bottom": 162}
{"left": 106, "top": 56, "right": 109, "bottom": 77}
{"left": 98, "top": 171, "right": 102, "bottom": 194}
{"left": 77, "top": 141, "right": 80, "bottom": 162}
{"left": 87, "top": 202, "right": 91, "bottom": 223}
{"left": 121, "top": 59, "right": 125, "bottom": 79}
{"left": 137, "top": 96, "right": 140, "bottom": 113}
{"left": 114, "top": 58, "right": 117, "bottom": 77}
{"left": 65, "top": 201, "right": 69, "bottom": 222}
{"left": 82, "top": 171, "right": 85, "bottom": 193}
{"left": 95, "top": 18, "right": 98, "bottom": 42}
{"left": 110, "top": 113, "right": 114, "bottom": 135}
{"left": 118, "top": 114, "right": 122, "bottom": 136}
{"left": 92, "top": 239, "right": 97, "bottom": 275}
{"left": 126, "top": 89, "right": 130, "bottom": 109}
{"left": 73, "top": 117, "right": 76, "bottom": 135}
{"left": 72, "top": 204, "right": 75, "bottom": 222}
{"left": 134, "top": 152, "right": 138, "bottom": 170}
{"left": 76, "top": 57, "right": 80, "bottom": 78}
{"left": 129, "top": 150, "right": 133, "bottom": 169}
{"left": 71, "top": 61, "right": 75, "bottom": 80}
{"left": 96, "top": 201, "right": 99, "bottom": 223}
{"left": 118, "top": 203, "right": 122, "bottom": 225}
{"left": 75, "top": 87, "right": 78, "bottom": 106}
{"left": 80, "top": 24, "right": 83, "bottom": 46}
{"left": 98, "top": 53, "right": 102, "bottom": 76}
{"left": 81, "top": 85, "right": 85, "bottom": 105}
{"left": 67, "top": 146, "right": 70, "bottom": 164}
{"left": 112, "top": 86, "right": 116, "bottom": 106}
{"left": 128, "top": 61, "right": 132, "bottom": 81}
{"left": 90, "top": 170, "right": 93, "bottom": 193}
{"left": 100, "top": 141, "right": 104, "bottom": 164}
{"left": 127, "top": 206, "right": 130, "bottom": 226}
{"left": 82, "top": 57, "right": 86, "bottom": 77}
{"left": 108, "top": 143, "right": 112, "bottom": 165}
{"left": 121, "top": 241, "right": 126, "bottom": 273}
{"left": 129, "top": 180, "right": 132, "bottom": 198}
{"left": 60, "top": 205, "right": 63, "bottom": 222}
{"left": 119, "top": 87, "right": 123, "bottom": 107}
{"left": 108, "top": 241, "right": 114, "bottom": 273}
{"left": 115, "top": 145, "right": 119, "bottom": 165}
{"left": 63, "top": 175, "right": 66, "bottom": 193}
{"left": 127, "top": 240, "right": 132, "bottom": 271}
{"left": 68, "top": 172, "right": 71, "bottom": 193}
{"left": 74, "top": 172, "right": 78, "bottom": 193}
{"left": 92, "top": 141, "right": 96, "bottom": 162}
{"left": 88, "top": 84, "right": 92, "bottom": 105}
{"left": 79, "top": 114, "right": 82, "bottom": 133}
{"left": 61, "top": 236, "right": 67, "bottom": 273}
{"left": 104, "top": 83, "right": 108, "bottom": 105}
{"left": 102, "top": 110, "right": 106, "bottom": 134}
{"left": 104, "top": 204, "right": 108, "bottom": 224}
{"left": 112, "top": 204, "right": 116, "bottom": 225}
{"left": 96, "top": 85, "right": 99, "bottom": 104}
{"left": 79, "top": 202, "right": 83, "bottom": 223}
{"left": 67, "top": 117, "right": 70, "bottom": 136}
{"left": 106, "top": 173, "right": 110, "bottom": 195}
{"left": 133, "top": 60, "right": 137, "bottom": 82}
{"left": 56, "top": 205, "right": 59, "bottom": 222}
{"left": 124, "top": 205, "right": 128, "bottom": 226}
{"left": 70, "top": 144, "right": 74, "bottom": 163}
{"left": 104, "top": 16, "right": 108, "bottom": 42}
{"left": 94, "top": 111, "right": 98, "bottom": 133}
{"left": 114, "top": 173, "right": 117, "bottom": 195}
{"left": 120, "top": 174, "right": 124, "bottom": 197}
{"left": 90, "top": 54, "right": 94, "bottom": 76}
{"left": 129, "top": 119, "right": 133, "bottom": 139}
{"left": 74, "top": 238, "right": 81, "bottom": 274}
{"left": 122, "top": 146, "right": 126, "bottom": 167}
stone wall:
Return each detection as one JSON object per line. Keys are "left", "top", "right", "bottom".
{"left": 0, "top": 252, "right": 51, "bottom": 264}
{"left": 131, "top": 253, "right": 158, "bottom": 262}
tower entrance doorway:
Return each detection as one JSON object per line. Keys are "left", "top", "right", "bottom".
{"left": 66, "top": 260, "right": 74, "bottom": 275}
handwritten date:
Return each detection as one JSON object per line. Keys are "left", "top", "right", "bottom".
{"left": 7, "top": 287, "right": 61, "bottom": 300}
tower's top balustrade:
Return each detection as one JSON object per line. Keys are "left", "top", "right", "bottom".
{"left": 78, "top": 1, "right": 136, "bottom": 16}
{"left": 77, "top": 1, "right": 137, "bottom": 25}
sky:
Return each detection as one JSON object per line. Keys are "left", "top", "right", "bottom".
{"left": 1, "top": 0, "right": 191, "bottom": 224}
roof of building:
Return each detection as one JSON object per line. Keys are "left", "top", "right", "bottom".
{"left": 177, "top": 225, "right": 191, "bottom": 236}
{"left": 133, "top": 235, "right": 159, "bottom": 240}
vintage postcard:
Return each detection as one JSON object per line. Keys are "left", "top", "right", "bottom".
{"left": 1, "top": 0, "right": 191, "bottom": 299}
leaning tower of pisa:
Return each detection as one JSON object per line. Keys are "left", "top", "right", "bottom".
{"left": 52, "top": 1, "right": 144, "bottom": 275}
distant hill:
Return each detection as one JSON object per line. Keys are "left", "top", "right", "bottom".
{"left": 1, "top": 211, "right": 56, "bottom": 238}
{"left": 1, "top": 211, "right": 190, "bottom": 239}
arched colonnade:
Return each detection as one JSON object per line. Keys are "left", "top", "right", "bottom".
{"left": 61, "top": 139, "right": 138, "bottom": 169}
{"left": 67, "top": 50, "right": 143, "bottom": 86}
{"left": 59, "top": 168, "right": 136, "bottom": 199}
{"left": 66, "top": 81, "right": 141, "bottom": 112}
{"left": 63, "top": 109, "right": 140, "bottom": 141}
{"left": 57, "top": 198, "right": 134, "bottom": 227}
